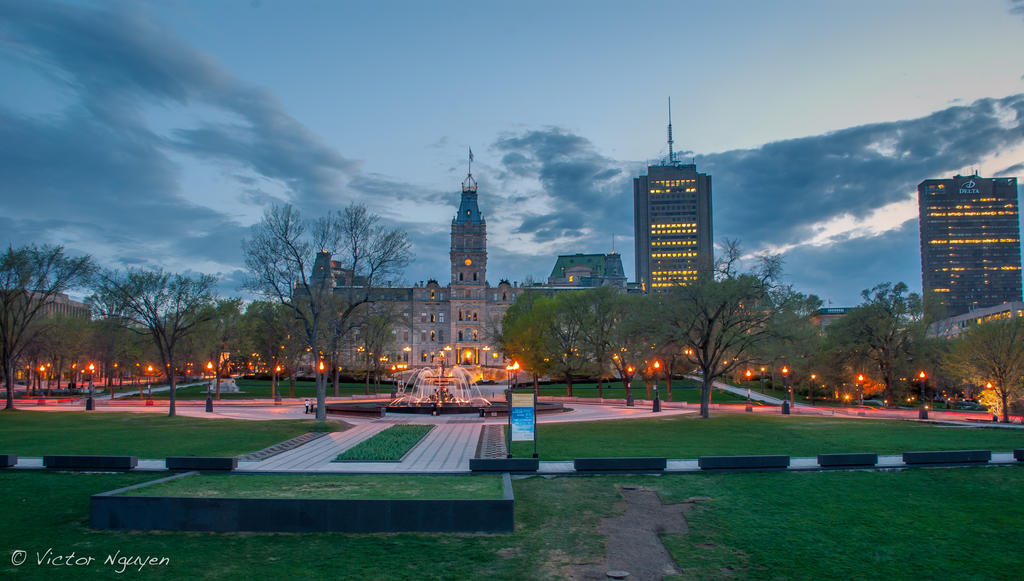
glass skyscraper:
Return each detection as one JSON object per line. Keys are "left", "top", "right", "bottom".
{"left": 918, "top": 173, "right": 1022, "bottom": 316}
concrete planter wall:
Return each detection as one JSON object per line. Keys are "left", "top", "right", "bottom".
{"left": 91, "top": 473, "right": 514, "bottom": 533}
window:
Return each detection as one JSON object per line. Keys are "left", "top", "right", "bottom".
{"left": 472, "top": 330, "right": 478, "bottom": 341}
{"left": 421, "top": 352, "right": 428, "bottom": 362}
{"left": 458, "top": 311, "right": 463, "bottom": 321}
{"left": 473, "top": 272, "right": 478, "bottom": 281}
{"left": 430, "top": 330, "right": 436, "bottom": 341}
{"left": 430, "top": 313, "right": 436, "bottom": 322}
{"left": 459, "top": 272, "right": 464, "bottom": 281}
{"left": 438, "top": 312, "right": 445, "bottom": 323}
{"left": 458, "top": 331, "right": 464, "bottom": 341}
{"left": 472, "top": 311, "right": 478, "bottom": 321}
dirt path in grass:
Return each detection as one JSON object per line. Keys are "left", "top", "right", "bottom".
{"left": 562, "top": 486, "right": 699, "bottom": 580}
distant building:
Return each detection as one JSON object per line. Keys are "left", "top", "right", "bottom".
{"left": 316, "top": 169, "right": 524, "bottom": 369}
{"left": 928, "top": 300, "right": 1024, "bottom": 339}
{"left": 810, "top": 307, "right": 851, "bottom": 333}
{"left": 918, "top": 173, "right": 1022, "bottom": 317}
{"left": 633, "top": 103, "right": 713, "bottom": 291}
{"left": 547, "top": 253, "right": 627, "bottom": 288}
{"left": 38, "top": 292, "right": 90, "bottom": 320}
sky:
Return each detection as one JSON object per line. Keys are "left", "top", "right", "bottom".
{"left": 2, "top": 0, "right": 1024, "bottom": 306}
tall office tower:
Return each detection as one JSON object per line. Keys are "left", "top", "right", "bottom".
{"left": 633, "top": 101, "right": 713, "bottom": 290}
{"left": 450, "top": 170, "right": 488, "bottom": 365}
{"left": 918, "top": 173, "right": 1022, "bottom": 316}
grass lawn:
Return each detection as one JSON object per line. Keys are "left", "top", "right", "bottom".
{"left": 0, "top": 410, "right": 341, "bottom": 457}
{"left": 118, "top": 473, "right": 503, "bottom": 500}
{"left": 335, "top": 425, "right": 434, "bottom": 462}
{"left": 535, "top": 378, "right": 750, "bottom": 404}
{"left": 114, "top": 379, "right": 385, "bottom": 400}
{"left": 510, "top": 413, "right": 1024, "bottom": 459}
{"left": 2, "top": 467, "right": 1022, "bottom": 579}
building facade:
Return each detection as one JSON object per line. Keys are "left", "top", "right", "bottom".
{"left": 547, "top": 253, "right": 627, "bottom": 288}
{"left": 633, "top": 162, "right": 713, "bottom": 291}
{"left": 322, "top": 172, "right": 524, "bottom": 370}
{"left": 918, "top": 173, "right": 1022, "bottom": 317}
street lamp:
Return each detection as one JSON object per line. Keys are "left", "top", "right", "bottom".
{"left": 625, "top": 365, "right": 635, "bottom": 406}
{"left": 38, "top": 365, "right": 46, "bottom": 396}
{"left": 205, "top": 361, "right": 215, "bottom": 412}
{"left": 86, "top": 362, "right": 96, "bottom": 411}
{"left": 273, "top": 365, "right": 282, "bottom": 402}
{"left": 744, "top": 369, "right": 753, "bottom": 412}
{"left": 918, "top": 371, "right": 928, "bottom": 419}
{"left": 652, "top": 361, "right": 662, "bottom": 412}
{"left": 781, "top": 366, "right": 791, "bottom": 414}
{"left": 146, "top": 364, "right": 154, "bottom": 399}
{"left": 856, "top": 374, "right": 865, "bottom": 407}
{"left": 809, "top": 374, "right": 817, "bottom": 406}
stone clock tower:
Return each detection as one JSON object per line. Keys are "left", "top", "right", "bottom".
{"left": 450, "top": 171, "right": 488, "bottom": 365}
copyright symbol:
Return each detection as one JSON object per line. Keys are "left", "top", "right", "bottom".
{"left": 11, "top": 550, "right": 26, "bottom": 566}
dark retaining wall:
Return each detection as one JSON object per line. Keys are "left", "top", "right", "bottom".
{"left": 0, "top": 454, "right": 16, "bottom": 468}
{"left": 698, "top": 455, "right": 790, "bottom": 471}
{"left": 902, "top": 450, "right": 991, "bottom": 465}
{"left": 44, "top": 455, "right": 137, "bottom": 470}
{"left": 573, "top": 457, "right": 666, "bottom": 472}
{"left": 91, "top": 472, "right": 514, "bottom": 533}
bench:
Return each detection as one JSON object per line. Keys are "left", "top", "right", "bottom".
{"left": 469, "top": 458, "right": 539, "bottom": 472}
{"left": 165, "top": 457, "right": 237, "bottom": 471}
{"left": 902, "top": 450, "right": 991, "bottom": 465}
{"left": 698, "top": 455, "right": 790, "bottom": 471}
{"left": 573, "top": 457, "right": 667, "bottom": 472}
{"left": 43, "top": 455, "right": 138, "bottom": 470}
{"left": 817, "top": 453, "right": 878, "bottom": 468}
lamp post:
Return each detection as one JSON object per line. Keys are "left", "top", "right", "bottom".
{"left": 918, "top": 371, "right": 928, "bottom": 420}
{"left": 760, "top": 366, "right": 767, "bottom": 395}
{"left": 809, "top": 373, "right": 817, "bottom": 406}
{"left": 86, "top": 363, "right": 95, "bottom": 410}
{"left": 652, "top": 361, "right": 662, "bottom": 412}
{"left": 146, "top": 364, "right": 154, "bottom": 399}
{"left": 856, "top": 374, "right": 865, "bottom": 407}
{"left": 625, "top": 366, "right": 635, "bottom": 406}
{"left": 38, "top": 365, "right": 47, "bottom": 397}
{"left": 744, "top": 369, "right": 753, "bottom": 412}
{"left": 205, "top": 362, "right": 214, "bottom": 412}
{"left": 273, "top": 365, "right": 282, "bottom": 403}
{"left": 781, "top": 366, "right": 791, "bottom": 414}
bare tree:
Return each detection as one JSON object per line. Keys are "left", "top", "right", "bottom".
{"left": 242, "top": 203, "right": 411, "bottom": 420}
{"left": 0, "top": 245, "right": 93, "bottom": 409}
{"left": 91, "top": 269, "right": 217, "bottom": 417}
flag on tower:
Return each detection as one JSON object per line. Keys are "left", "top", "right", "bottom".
{"left": 469, "top": 148, "right": 474, "bottom": 162}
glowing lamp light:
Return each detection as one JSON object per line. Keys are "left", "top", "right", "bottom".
{"left": 919, "top": 371, "right": 927, "bottom": 380}
{"left": 318, "top": 361, "right": 325, "bottom": 372}
{"left": 857, "top": 374, "right": 864, "bottom": 382}
{"left": 275, "top": 365, "right": 282, "bottom": 373}
{"left": 206, "top": 362, "right": 214, "bottom": 371}
{"left": 781, "top": 366, "right": 789, "bottom": 375}
{"left": 653, "top": 361, "right": 661, "bottom": 370}
{"left": 745, "top": 369, "right": 752, "bottom": 379}
{"left": 87, "top": 363, "right": 95, "bottom": 373}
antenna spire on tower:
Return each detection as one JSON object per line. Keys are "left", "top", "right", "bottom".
{"left": 667, "top": 97, "right": 675, "bottom": 164}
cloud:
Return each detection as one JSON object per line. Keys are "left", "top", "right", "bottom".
{"left": 491, "top": 127, "right": 633, "bottom": 248}
{"left": 702, "top": 94, "right": 1024, "bottom": 252}
{"left": 0, "top": 0, "right": 362, "bottom": 296}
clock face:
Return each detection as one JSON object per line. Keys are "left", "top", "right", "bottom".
{"left": 464, "top": 258, "right": 472, "bottom": 266}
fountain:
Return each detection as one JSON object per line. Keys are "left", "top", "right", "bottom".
{"left": 388, "top": 364, "right": 491, "bottom": 414}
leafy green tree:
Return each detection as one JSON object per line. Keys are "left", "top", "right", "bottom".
{"left": 607, "top": 293, "right": 654, "bottom": 403}
{"left": 242, "top": 300, "right": 296, "bottom": 399}
{"left": 91, "top": 269, "right": 217, "bottom": 416}
{"left": 945, "top": 318, "right": 1024, "bottom": 422}
{"left": 0, "top": 244, "right": 93, "bottom": 409}
{"left": 577, "top": 286, "right": 622, "bottom": 398}
{"left": 825, "top": 282, "right": 925, "bottom": 408}
{"left": 496, "top": 291, "right": 553, "bottom": 394}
